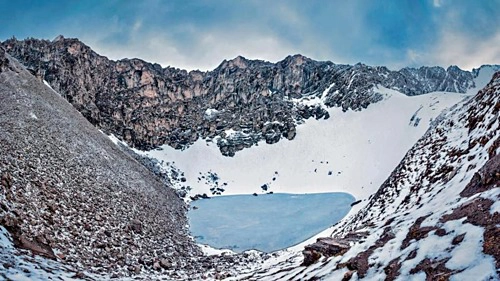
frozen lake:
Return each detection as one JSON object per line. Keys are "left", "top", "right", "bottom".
{"left": 188, "top": 192, "right": 355, "bottom": 253}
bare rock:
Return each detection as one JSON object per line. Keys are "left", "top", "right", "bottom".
{"left": 302, "top": 237, "right": 350, "bottom": 266}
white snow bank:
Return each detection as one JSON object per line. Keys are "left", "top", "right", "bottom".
{"left": 144, "top": 89, "right": 468, "bottom": 202}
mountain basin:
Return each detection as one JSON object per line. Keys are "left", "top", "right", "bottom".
{"left": 188, "top": 192, "right": 355, "bottom": 253}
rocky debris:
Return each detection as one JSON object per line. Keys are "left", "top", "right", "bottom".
{"left": 190, "top": 193, "right": 210, "bottom": 201}
{"left": 383, "top": 258, "right": 402, "bottom": 281}
{"left": 1, "top": 37, "right": 488, "bottom": 157}
{"left": 0, "top": 51, "right": 218, "bottom": 278}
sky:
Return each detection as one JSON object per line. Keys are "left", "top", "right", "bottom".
{"left": 0, "top": 0, "right": 499, "bottom": 71}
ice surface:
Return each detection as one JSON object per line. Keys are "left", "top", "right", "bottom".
{"left": 189, "top": 192, "right": 354, "bottom": 252}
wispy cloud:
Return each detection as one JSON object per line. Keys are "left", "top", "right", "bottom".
{"left": 84, "top": 24, "right": 298, "bottom": 71}
{"left": 430, "top": 30, "right": 500, "bottom": 70}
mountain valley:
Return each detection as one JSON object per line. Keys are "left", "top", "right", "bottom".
{"left": 0, "top": 37, "right": 498, "bottom": 280}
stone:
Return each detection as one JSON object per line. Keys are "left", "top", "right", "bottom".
{"left": 302, "top": 237, "right": 350, "bottom": 266}
{"left": 160, "top": 258, "right": 172, "bottom": 269}
{"left": 153, "top": 261, "right": 162, "bottom": 271}
{"left": 129, "top": 219, "right": 143, "bottom": 234}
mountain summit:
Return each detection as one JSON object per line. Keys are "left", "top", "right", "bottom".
{"left": 3, "top": 37, "right": 498, "bottom": 157}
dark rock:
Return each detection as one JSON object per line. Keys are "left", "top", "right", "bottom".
{"left": 452, "top": 233, "right": 466, "bottom": 245}
{"left": 401, "top": 216, "right": 436, "bottom": 250}
{"left": 176, "top": 189, "right": 187, "bottom": 198}
{"left": 460, "top": 153, "right": 500, "bottom": 197}
{"left": 302, "top": 237, "right": 350, "bottom": 266}
{"left": 409, "top": 258, "right": 452, "bottom": 279}
{"left": 302, "top": 249, "right": 322, "bottom": 266}
{"left": 343, "top": 227, "right": 395, "bottom": 278}
{"left": 483, "top": 226, "right": 500, "bottom": 268}
{"left": 128, "top": 219, "right": 143, "bottom": 234}
{"left": 71, "top": 271, "right": 87, "bottom": 279}
{"left": 434, "top": 228, "right": 447, "bottom": 237}
{"left": 406, "top": 249, "right": 418, "bottom": 260}
{"left": 383, "top": 258, "right": 401, "bottom": 281}
{"left": 153, "top": 261, "right": 162, "bottom": 271}
{"left": 160, "top": 258, "right": 172, "bottom": 269}
{"left": 350, "top": 200, "right": 362, "bottom": 207}
{"left": 1, "top": 172, "right": 12, "bottom": 188}
{"left": 342, "top": 270, "right": 354, "bottom": 281}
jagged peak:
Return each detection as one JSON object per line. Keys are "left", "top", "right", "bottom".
{"left": 52, "top": 34, "right": 65, "bottom": 42}
{"left": 354, "top": 62, "right": 367, "bottom": 67}
{"left": 228, "top": 55, "right": 249, "bottom": 68}
{"left": 399, "top": 65, "right": 444, "bottom": 72}
{"left": 446, "top": 64, "right": 464, "bottom": 72}
{"left": 280, "top": 54, "right": 313, "bottom": 67}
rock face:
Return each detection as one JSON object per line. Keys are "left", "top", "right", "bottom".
{"left": 1, "top": 37, "right": 487, "bottom": 156}
{"left": 0, "top": 49, "right": 203, "bottom": 278}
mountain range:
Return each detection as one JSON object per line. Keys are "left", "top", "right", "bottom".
{"left": 0, "top": 36, "right": 498, "bottom": 280}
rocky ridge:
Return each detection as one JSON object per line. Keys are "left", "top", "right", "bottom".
{"left": 238, "top": 72, "right": 500, "bottom": 280}
{"left": 2, "top": 36, "right": 493, "bottom": 156}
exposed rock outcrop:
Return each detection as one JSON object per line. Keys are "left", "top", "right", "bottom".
{"left": 2, "top": 37, "right": 488, "bottom": 156}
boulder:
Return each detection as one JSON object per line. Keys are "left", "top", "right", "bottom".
{"left": 302, "top": 237, "right": 350, "bottom": 266}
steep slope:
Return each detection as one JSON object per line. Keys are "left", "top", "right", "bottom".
{"left": 2, "top": 37, "right": 491, "bottom": 157}
{"left": 237, "top": 72, "right": 500, "bottom": 280}
{"left": 143, "top": 88, "right": 468, "bottom": 200}
{"left": 0, "top": 49, "right": 204, "bottom": 279}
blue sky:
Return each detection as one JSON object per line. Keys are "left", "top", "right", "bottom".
{"left": 1, "top": 0, "right": 499, "bottom": 70}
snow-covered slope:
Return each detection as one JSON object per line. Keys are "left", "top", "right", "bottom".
{"left": 143, "top": 88, "right": 468, "bottom": 203}
{"left": 235, "top": 72, "right": 500, "bottom": 280}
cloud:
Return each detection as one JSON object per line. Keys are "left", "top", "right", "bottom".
{"left": 5, "top": 0, "right": 497, "bottom": 71}
{"left": 403, "top": 27, "right": 500, "bottom": 70}
{"left": 83, "top": 25, "right": 300, "bottom": 71}
{"left": 409, "top": 3, "right": 500, "bottom": 70}
{"left": 431, "top": 30, "right": 500, "bottom": 70}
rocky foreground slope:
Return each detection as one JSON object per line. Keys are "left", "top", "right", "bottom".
{"left": 3, "top": 37, "right": 496, "bottom": 156}
{"left": 238, "top": 72, "right": 500, "bottom": 280}
{"left": 1, "top": 36, "right": 499, "bottom": 280}
{"left": 0, "top": 48, "right": 257, "bottom": 280}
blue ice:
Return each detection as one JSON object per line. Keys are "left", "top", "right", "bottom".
{"left": 188, "top": 192, "right": 355, "bottom": 253}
